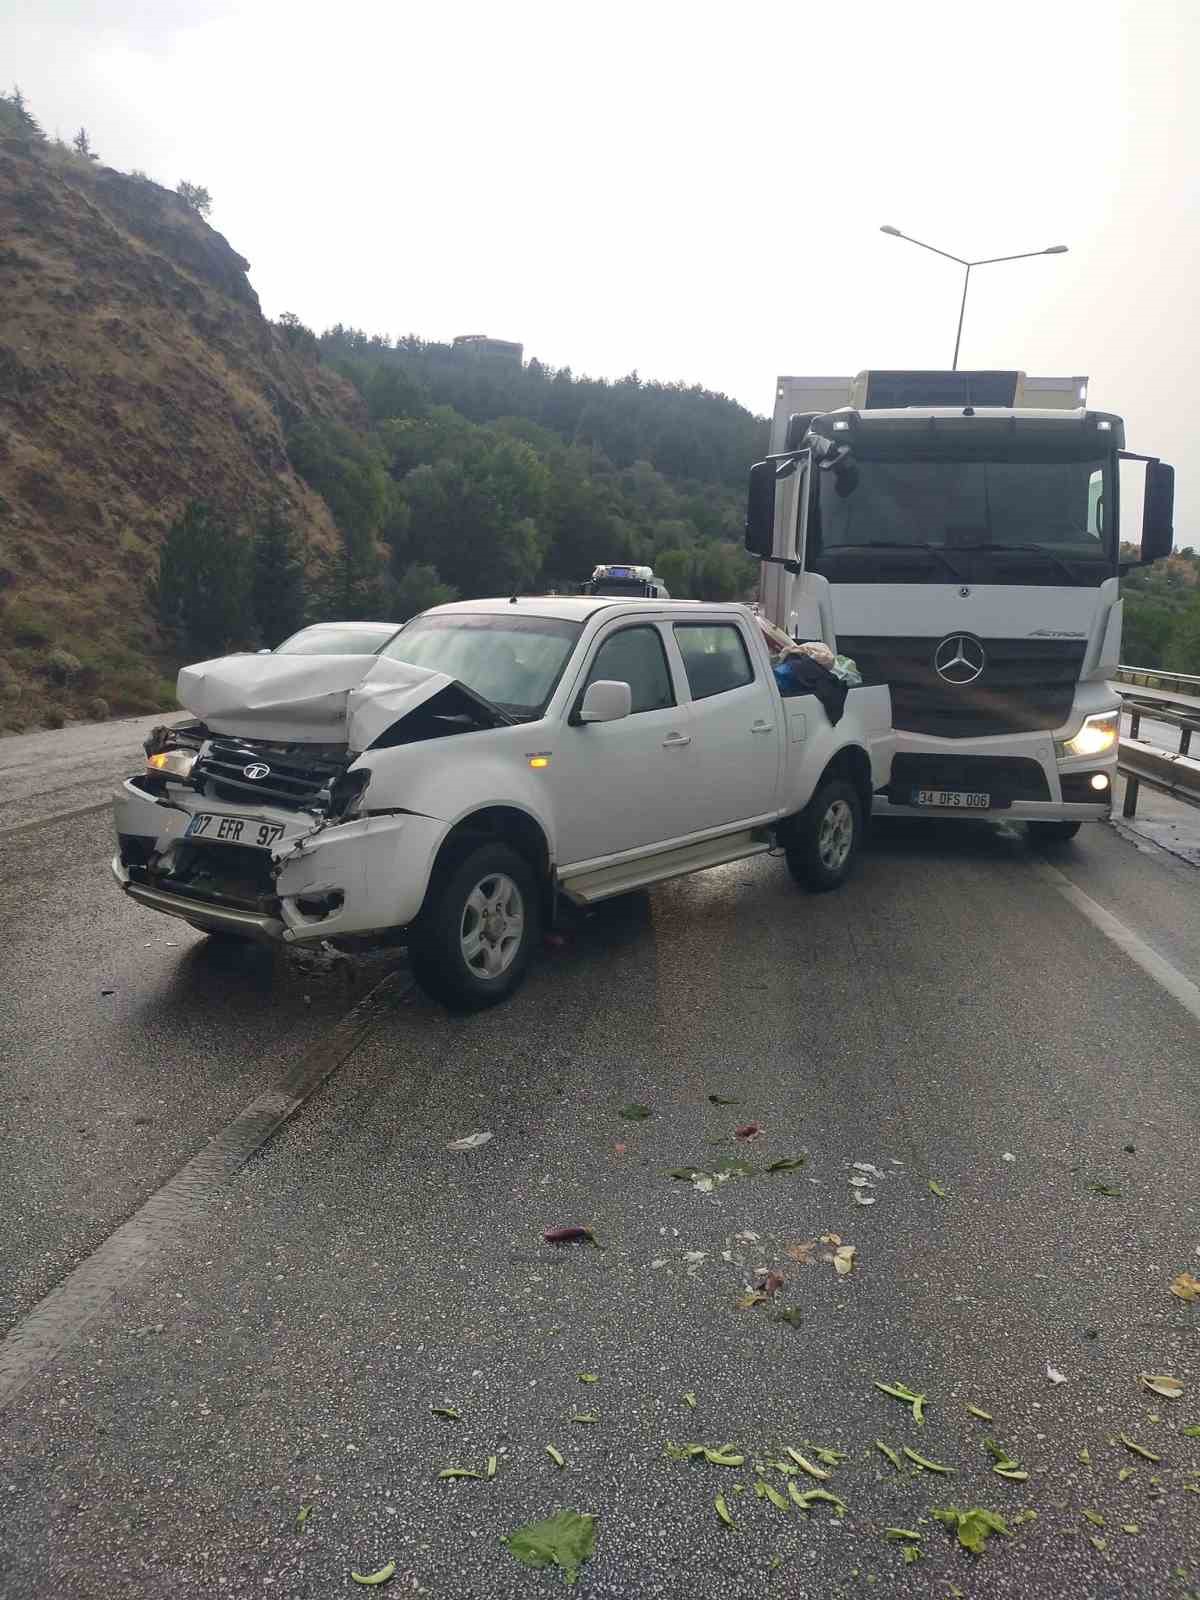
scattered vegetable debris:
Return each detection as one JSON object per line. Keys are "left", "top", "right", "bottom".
{"left": 546, "top": 1445, "right": 566, "bottom": 1468}
{"left": 770, "top": 1306, "right": 803, "bottom": 1328}
{"left": 853, "top": 1191, "right": 877, "bottom": 1207}
{"left": 296, "top": 1506, "right": 311, "bottom": 1528}
{"left": 350, "top": 1561, "right": 397, "bottom": 1587}
{"left": 683, "top": 1392, "right": 697, "bottom": 1409}
{"left": 931, "top": 1506, "right": 1010, "bottom": 1556}
{"left": 876, "top": 1441, "right": 903, "bottom": 1471}
{"left": 501, "top": 1509, "right": 596, "bottom": 1588}
{"left": 544, "top": 1226, "right": 598, "bottom": 1247}
{"left": 1090, "top": 1183, "right": 1122, "bottom": 1197}
{"left": 446, "top": 1132, "right": 493, "bottom": 1151}
{"left": 967, "top": 1405, "right": 993, "bottom": 1421}
{"left": 853, "top": 1162, "right": 887, "bottom": 1180}
{"left": 788, "top": 1485, "right": 847, "bottom": 1513}
{"left": 874, "top": 1380, "right": 927, "bottom": 1424}
{"left": 928, "top": 1181, "right": 949, "bottom": 1197}
{"left": 903, "top": 1447, "right": 952, "bottom": 1474}
{"left": 437, "top": 1467, "right": 483, "bottom": 1480}
{"left": 1169, "top": 1271, "right": 1200, "bottom": 1302}
{"left": 431, "top": 1405, "right": 462, "bottom": 1420}
{"left": 1082, "top": 1510, "right": 1105, "bottom": 1527}
{"left": 715, "top": 1494, "right": 736, "bottom": 1528}
{"left": 735, "top": 1123, "right": 764, "bottom": 1141}
{"left": 833, "top": 1245, "right": 856, "bottom": 1276}
{"left": 578, "top": 1374, "right": 600, "bottom": 1384}
{"left": 1140, "top": 1374, "right": 1184, "bottom": 1399}
{"left": 619, "top": 1104, "right": 653, "bottom": 1121}
{"left": 1047, "top": 1366, "right": 1068, "bottom": 1385}
{"left": 571, "top": 1412, "right": 600, "bottom": 1425}
{"left": 1118, "top": 1433, "right": 1160, "bottom": 1461}
{"left": 765, "top": 1157, "right": 806, "bottom": 1172}
{"left": 785, "top": 1448, "right": 829, "bottom": 1481}
{"left": 756, "top": 1480, "right": 790, "bottom": 1512}
{"left": 885, "top": 1528, "right": 922, "bottom": 1541}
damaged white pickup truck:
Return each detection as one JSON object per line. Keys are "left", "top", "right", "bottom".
{"left": 113, "top": 598, "right": 894, "bottom": 1008}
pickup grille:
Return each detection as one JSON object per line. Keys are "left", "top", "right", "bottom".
{"left": 839, "top": 636, "right": 1086, "bottom": 738}
{"left": 194, "top": 736, "right": 351, "bottom": 811}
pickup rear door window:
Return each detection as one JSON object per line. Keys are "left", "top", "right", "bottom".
{"left": 671, "top": 622, "right": 780, "bottom": 828}
{"left": 553, "top": 624, "right": 697, "bottom": 866}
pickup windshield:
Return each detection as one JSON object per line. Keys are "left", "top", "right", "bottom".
{"left": 381, "top": 614, "right": 582, "bottom": 719}
{"left": 814, "top": 455, "right": 1113, "bottom": 573}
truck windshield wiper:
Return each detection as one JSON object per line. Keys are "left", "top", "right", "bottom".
{"left": 985, "top": 545, "right": 1085, "bottom": 584}
{"left": 830, "top": 541, "right": 968, "bottom": 580}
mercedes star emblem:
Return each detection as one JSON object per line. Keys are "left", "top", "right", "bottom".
{"left": 933, "top": 634, "right": 986, "bottom": 686}
{"left": 243, "top": 762, "right": 271, "bottom": 780}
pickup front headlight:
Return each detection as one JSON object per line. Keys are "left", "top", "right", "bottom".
{"left": 1058, "top": 711, "right": 1118, "bottom": 760}
{"left": 147, "top": 749, "right": 197, "bottom": 779}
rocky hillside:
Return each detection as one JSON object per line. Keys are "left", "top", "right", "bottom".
{"left": 0, "top": 133, "right": 357, "bottom": 729}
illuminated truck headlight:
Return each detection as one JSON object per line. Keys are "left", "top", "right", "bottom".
{"left": 1058, "top": 712, "right": 1118, "bottom": 760}
{"left": 147, "top": 749, "right": 198, "bottom": 779}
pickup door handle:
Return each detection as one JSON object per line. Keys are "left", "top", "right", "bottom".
{"left": 662, "top": 732, "right": 692, "bottom": 748}
{"left": 750, "top": 720, "right": 774, "bottom": 734}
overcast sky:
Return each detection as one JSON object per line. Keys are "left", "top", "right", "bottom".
{"left": 4, "top": 0, "right": 1197, "bottom": 534}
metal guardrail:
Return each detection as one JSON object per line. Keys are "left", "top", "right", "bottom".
{"left": 1113, "top": 673, "right": 1200, "bottom": 818}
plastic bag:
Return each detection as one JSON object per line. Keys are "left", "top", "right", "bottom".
{"left": 830, "top": 654, "right": 862, "bottom": 687}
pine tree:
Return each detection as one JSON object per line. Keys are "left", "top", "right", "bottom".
{"left": 251, "top": 504, "right": 306, "bottom": 647}
{"left": 72, "top": 127, "right": 99, "bottom": 161}
{"left": 158, "top": 502, "right": 250, "bottom": 659}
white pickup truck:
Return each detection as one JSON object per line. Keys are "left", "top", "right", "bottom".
{"left": 113, "top": 598, "right": 894, "bottom": 1008}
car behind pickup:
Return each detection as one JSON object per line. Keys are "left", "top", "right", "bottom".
{"left": 113, "top": 597, "right": 894, "bottom": 1007}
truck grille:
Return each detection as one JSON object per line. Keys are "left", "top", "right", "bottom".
{"left": 839, "top": 636, "right": 1086, "bottom": 738}
{"left": 887, "top": 753, "right": 1051, "bottom": 806}
{"left": 194, "top": 737, "right": 351, "bottom": 811}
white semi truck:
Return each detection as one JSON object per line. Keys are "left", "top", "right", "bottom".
{"left": 745, "top": 369, "right": 1175, "bottom": 839}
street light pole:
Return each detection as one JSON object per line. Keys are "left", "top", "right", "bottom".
{"left": 879, "top": 226, "right": 1068, "bottom": 370}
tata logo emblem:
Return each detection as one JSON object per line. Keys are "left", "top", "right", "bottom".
{"left": 243, "top": 763, "right": 271, "bottom": 780}
{"left": 933, "top": 634, "right": 986, "bottom": 686}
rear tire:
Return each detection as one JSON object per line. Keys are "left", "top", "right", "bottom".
{"left": 1029, "top": 819, "right": 1082, "bottom": 844}
{"left": 785, "top": 778, "right": 863, "bottom": 892}
{"left": 408, "top": 842, "right": 541, "bottom": 1011}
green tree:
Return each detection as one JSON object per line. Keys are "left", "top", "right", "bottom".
{"left": 251, "top": 504, "right": 306, "bottom": 646}
{"left": 176, "top": 180, "right": 212, "bottom": 216}
{"left": 1165, "top": 594, "right": 1200, "bottom": 674}
{"left": 0, "top": 86, "right": 43, "bottom": 140}
{"left": 72, "top": 127, "right": 98, "bottom": 161}
{"left": 157, "top": 502, "right": 250, "bottom": 659}
{"left": 391, "top": 562, "right": 457, "bottom": 618}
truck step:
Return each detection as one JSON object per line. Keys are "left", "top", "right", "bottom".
{"left": 561, "top": 828, "right": 772, "bottom": 905}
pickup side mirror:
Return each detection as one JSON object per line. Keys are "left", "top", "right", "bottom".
{"left": 745, "top": 459, "right": 777, "bottom": 557}
{"left": 1141, "top": 460, "right": 1174, "bottom": 564}
{"left": 577, "top": 679, "right": 632, "bottom": 724}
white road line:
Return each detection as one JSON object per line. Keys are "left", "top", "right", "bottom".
{"left": 0, "top": 967, "right": 413, "bottom": 1412}
{"left": 1035, "top": 860, "right": 1200, "bottom": 1027}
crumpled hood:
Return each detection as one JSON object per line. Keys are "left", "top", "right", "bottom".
{"left": 177, "top": 653, "right": 455, "bottom": 746}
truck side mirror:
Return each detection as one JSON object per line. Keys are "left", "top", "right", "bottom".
{"left": 576, "top": 680, "right": 632, "bottom": 724}
{"left": 745, "top": 459, "right": 776, "bottom": 557}
{"left": 1141, "top": 461, "right": 1174, "bottom": 564}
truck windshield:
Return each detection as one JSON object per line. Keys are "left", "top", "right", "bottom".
{"left": 381, "top": 614, "right": 582, "bottom": 719}
{"left": 816, "top": 456, "right": 1112, "bottom": 567}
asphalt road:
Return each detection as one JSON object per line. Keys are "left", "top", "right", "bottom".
{"left": 1, "top": 723, "right": 1199, "bottom": 1599}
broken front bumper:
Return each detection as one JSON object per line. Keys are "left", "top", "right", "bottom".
{"left": 112, "top": 778, "right": 445, "bottom": 943}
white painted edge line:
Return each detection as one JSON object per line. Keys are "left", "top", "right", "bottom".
{"left": 0, "top": 967, "right": 413, "bottom": 1412}
{"left": 1034, "top": 860, "right": 1200, "bottom": 1027}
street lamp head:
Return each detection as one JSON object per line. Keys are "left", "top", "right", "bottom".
{"left": 1043, "top": 244, "right": 1069, "bottom": 254}
{"left": 880, "top": 225, "right": 902, "bottom": 237}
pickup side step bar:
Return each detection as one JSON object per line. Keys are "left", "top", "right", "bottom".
{"left": 559, "top": 827, "right": 772, "bottom": 905}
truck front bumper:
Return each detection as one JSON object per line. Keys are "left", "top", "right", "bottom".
{"left": 112, "top": 778, "right": 446, "bottom": 944}
{"left": 874, "top": 729, "right": 1116, "bottom": 822}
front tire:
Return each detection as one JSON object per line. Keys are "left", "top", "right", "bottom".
{"left": 1029, "top": 819, "right": 1082, "bottom": 844}
{"left": 785, "top": 778, "right": 863, "bottom": 892}
{"left": 408, "top": 843, "right": 541, "bottom": 1011}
